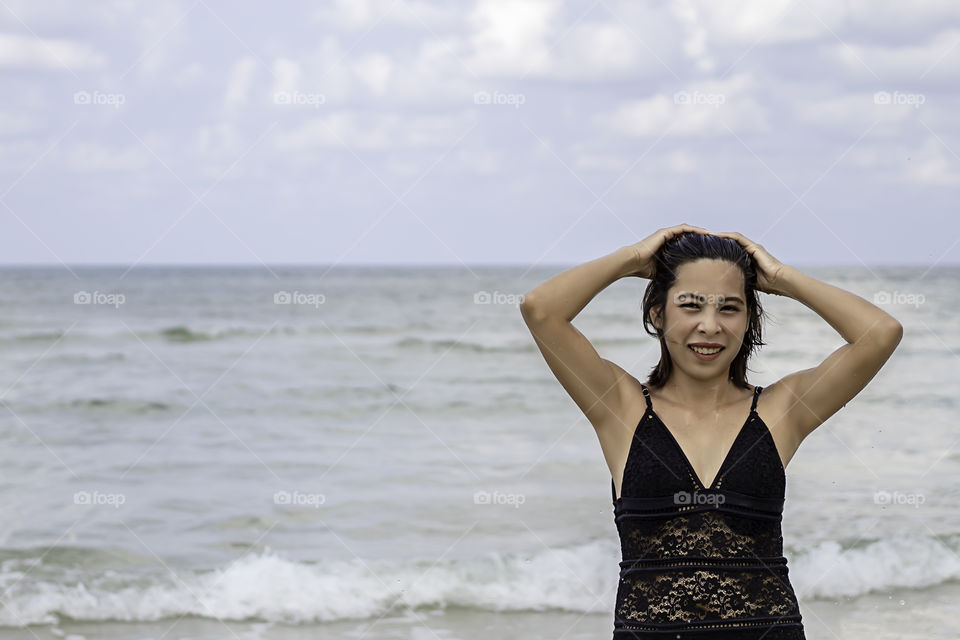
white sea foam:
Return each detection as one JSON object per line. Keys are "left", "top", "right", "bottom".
{"left": 3, "top": 533, "right": 959, "bottom": 627}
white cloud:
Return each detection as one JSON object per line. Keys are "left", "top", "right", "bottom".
{"left": 272, "top": 57, "right": 302, "bottom": 95}
{"left": 0, "top": 33, "right": 106, "bottom": 70}
{"left": 61, "top": 142, "right": 150, "bottom": 172}
{"left": 194, "top": 123, "right": 244, "bottom": 159}
{"left": 831, "top": 28, "right": 960, "bottom": 80}
{"left": 273, "top": 38, "right": 354, "bottom": 104}
{"left": 172, "top": 62, "right": 206, "bottom": 89}
{"left": 842, "top": 1, "right": 960, "bottom": 40}
{"left": 549, "top": 21, "right": 645, "bottom": 79}
{"left": 841, "top": 133, "right": 960, "bottom": 187}
{"left": 0, "top": 139, "right": 44, "bottom": 172}
{"left": 574, "top": 148, "right": 698, "bottom": 175}
{"left": 124, "top": 3, "right": 194, "bottom": 77}
{"left": 452, "top": 147, "right": 500, "bottom": 175}
{"left": 0, "top": 1, "right": 956, "bottom": 265}
{"left": 664, "top": 149, "right": 700, "bottom": 173}
{"left": 0, "top": 111, "right": 37, "bottom": 135}
{"left": 671, "top": 0, "right": 714, "bottom": 72}
{"left": 465, "top": 0, "right": 559, "bottom": 76}
{"left": 792, "top": 91, "right": 924, "bottom": 135}
{"left": 316, "top": 0, "right": 374, "bottom": 30}
{"left": 596, "top": 73, "right": 771, "bottom": 137}
{"left": 458, "top": 3, "right": 688, "bottom": 80}
{"left": 575, "top": 153, "right": 631, "bottom": 173}
{"left": 223, "top": 56, "right": 259, "bottom": 109}
{"left": 903, "top": 137, "right": 960, "bottom": 186}
{"left": 353, "top": 53, "right": 393, "bottom": 97}
{"left": 692, "top": 0, "right": 840, "bottom": 46}
{"left": 313, "top": 0, "right": 454, "bottom": 30}
{"left": 673, "top": 1, "right": 960, "bottom": 80}
{"left": 272, "top": 110, "right": 474, "bottom": 151}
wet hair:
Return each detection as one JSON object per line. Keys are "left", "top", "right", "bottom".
{"left": 641, "top": 232, "right": 767, "bottom": 390}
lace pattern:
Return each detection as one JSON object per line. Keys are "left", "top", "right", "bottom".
{"left": 615, "top": 563, "right": 802, "bottom": 624}
{"left": 617, "top": 509, "right": 785, "bottom": 561}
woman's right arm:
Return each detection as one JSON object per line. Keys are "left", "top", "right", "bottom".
{"left": 519, "top": 245, "right": 639, "bottom": 432}
{"left": 519, "top": 225, "right": 710, "bottom": 432}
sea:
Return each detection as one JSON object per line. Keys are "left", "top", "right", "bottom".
{"left": 0, "top": 264, "right": 956, "bottom": 639}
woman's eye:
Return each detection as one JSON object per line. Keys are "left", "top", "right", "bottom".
{"left": 681, "top": 302, "right": 739, "bottom": 311}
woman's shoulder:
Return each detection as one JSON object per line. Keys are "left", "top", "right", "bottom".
{"left": 752, "top": 379, "right": 804, "bottom": 468}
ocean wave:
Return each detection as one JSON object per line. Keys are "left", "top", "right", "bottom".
{"left": 789, "top": 533, "right": 960, "bottom": 599}
{"left": 2, "top": 532, "right": 959, "bottom": 626}
{"left": 64, "top": 397, "right": 174, "bottom": 414}
{"left": 2, "top": 325, "right": 292, "bottom": 345}
{"left": 393, "top": 336, "right": 536, "bottom": 353}
{"left": 157, "top": 325, "right": 274, "bottom": 343}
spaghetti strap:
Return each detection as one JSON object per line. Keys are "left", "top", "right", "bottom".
{"left": 614, "top": 384, "right": 654, "bottom": 502}
{"left": 639, "top": 383, "right": 653, "bottom": 410}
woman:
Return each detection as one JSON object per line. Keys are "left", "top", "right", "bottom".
{"left": 519, "top": 224, "right": 903, "bottom": 639}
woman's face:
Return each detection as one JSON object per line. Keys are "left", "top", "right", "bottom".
{"left": 652, "top": 258, "right": 749, "bottom": 376}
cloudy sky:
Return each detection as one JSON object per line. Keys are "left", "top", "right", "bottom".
{"left": 1, "top": 0, "right": 958, "bottom": 268}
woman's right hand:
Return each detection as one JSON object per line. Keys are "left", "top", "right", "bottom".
{"left": 624, "top": 224, "right": 711, "bottom": 279}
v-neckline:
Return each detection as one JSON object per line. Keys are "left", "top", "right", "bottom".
{"left": 645, "top": 386, "right": 756, "bottom": 491}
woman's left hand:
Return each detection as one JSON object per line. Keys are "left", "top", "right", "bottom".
{"left": 712, "top": 231, "right": 789, "bottom": 295}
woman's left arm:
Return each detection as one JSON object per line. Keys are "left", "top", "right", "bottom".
{"left": 768, "top": 264, "right": 903, "bottom": 442}
{"left": 714, "top": 231, "right": 903, "bottom": 444}
{"left": 773, "top": 265, "right": 903, "bottom": 344}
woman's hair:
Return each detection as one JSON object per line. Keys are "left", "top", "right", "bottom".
{"left": 641, "top": 232, "right": 767, "bottom": 390}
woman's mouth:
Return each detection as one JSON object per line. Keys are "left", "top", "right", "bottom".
{"left": 688, "top": 345, "right": 724, "bottom": 360}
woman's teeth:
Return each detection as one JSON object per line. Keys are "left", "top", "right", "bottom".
{"left": 690, "top": 345, "right": 723, "bottom": 355}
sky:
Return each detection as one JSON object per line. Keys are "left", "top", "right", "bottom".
{"left": 1, "top": 0, "right": 959, "bottom": 269}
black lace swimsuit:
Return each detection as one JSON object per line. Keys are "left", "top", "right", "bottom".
{"left": 611, "top": 384, "right": 805, "bottom": 639}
